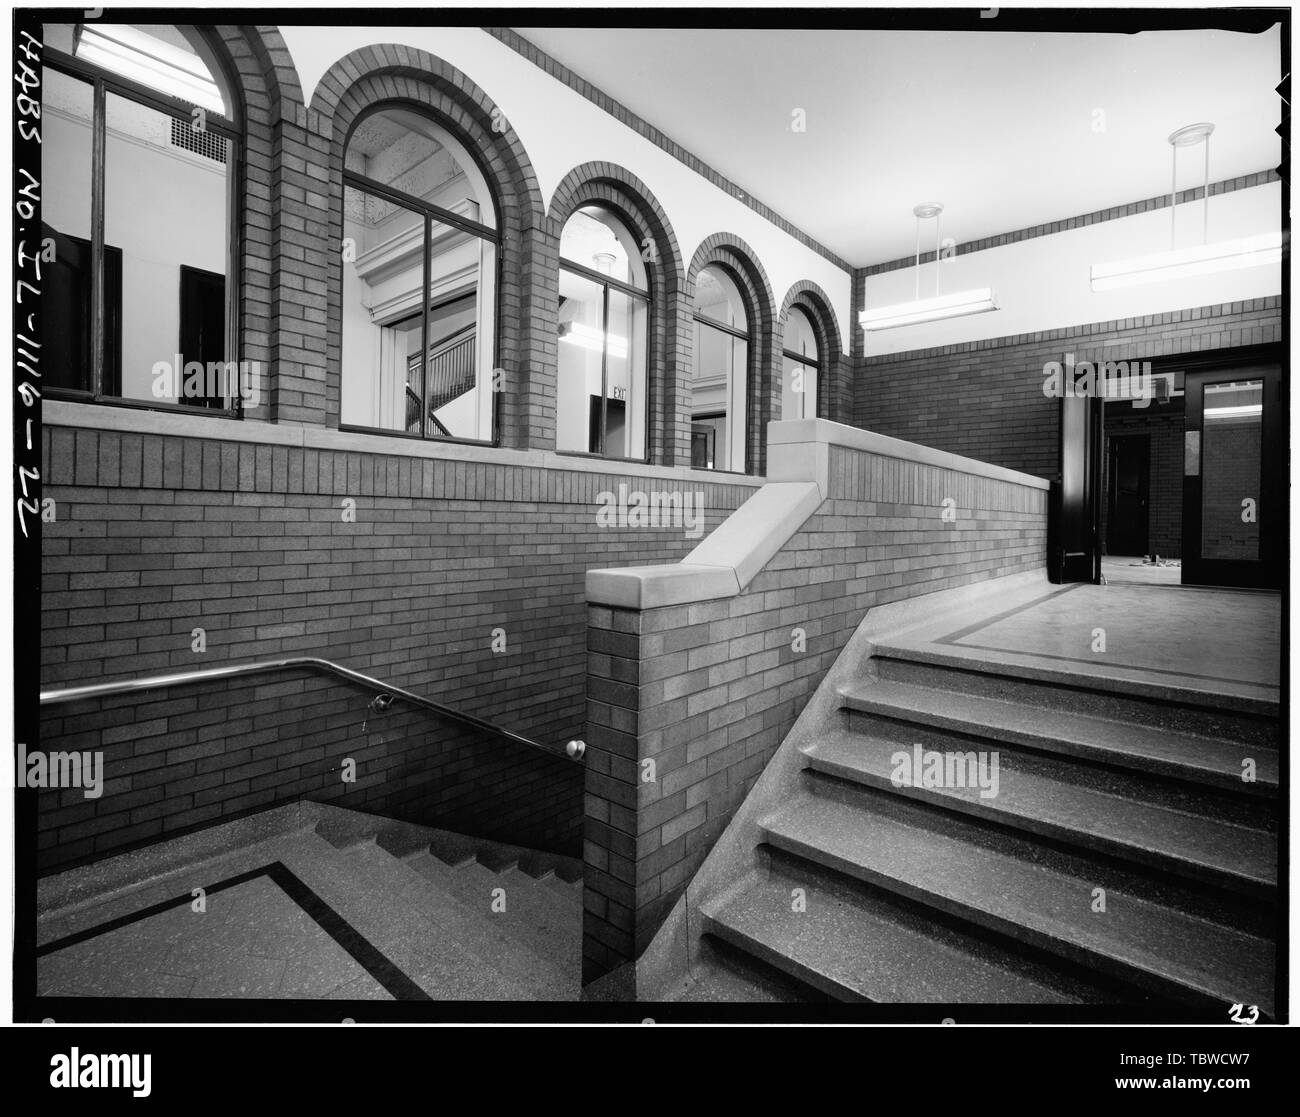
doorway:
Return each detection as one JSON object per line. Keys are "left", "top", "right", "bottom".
{"left": 1106, "top": 434, "right": 1150, "bottom": 555}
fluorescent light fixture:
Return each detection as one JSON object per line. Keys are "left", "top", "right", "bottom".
{"left": 1205, "top": 404, "right": 1262, "bottom": 418}
{"left": 77, "top": 25, "right": 226, "bottom": 114}
{"left": 1090, "top": 233, "right": 1282, "bottom": 292}
{"left": 560, "top": 322, "right": 628, "bottom": 359}
{"left": 859, "top": 287, "right": 998, "bottom": 331}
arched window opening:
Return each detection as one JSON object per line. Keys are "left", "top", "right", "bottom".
{"left": 781, "top": 306, "right": 820, "bottom": 420}
{"left": 341, "top": 106, "right": 498, "bottom": 443}
{"left": 691, "top": 265, "right": 749, "bottom": 471}
{"left": 556, "top": 206, "right": 650, "bottom": 459}
{"left": 42, "top": 23, "right": 241, "bottom": 409}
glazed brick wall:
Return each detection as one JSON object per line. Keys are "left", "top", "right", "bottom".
{"left": 581, "top": 443, "right": 1048, "bottom": 982}
{"left": 37, "top": 421, "right": 755, "bottom": 872}
{"left": 1102, "top": 408, "right": 1185, "bottom": 558}
{"left": 856, "top": 297, "right": 1283, "bottom": 480}
{"left": 37, "top": 673, "right": 575, "bottom": 873}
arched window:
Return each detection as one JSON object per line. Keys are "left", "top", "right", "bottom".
{"left": 691, "top": 265, "right": 749, "bottom": 471}
{"left": 341, "top": 106, "right": 498, "bottom": 443}
{"left": 556, "top": 206, "right": 649, "bottom": 459}
{"left": 42, "top": 23, "right": 241, "bottom": 408}
{"left": 780, "top": 307, "right": 820, "bottom": 420}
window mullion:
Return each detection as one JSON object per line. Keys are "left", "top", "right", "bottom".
{"left": 89, "top": 77, "right": 106, "bottom": 397}
{"left": 420, "top": 215, "right": 432, "bottom": 438}
{"left": 599, "top": 283, "right": 610, "bottom": 456}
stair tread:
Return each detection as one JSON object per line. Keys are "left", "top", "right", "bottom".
{"left": 805, "top": 729, "right": 1276, "bottom": 892}
{"left": 406, "top": 852, "right": 580, "bottom": 983}
{"left": 839, "top": 679, "right": 1277, "bottom": 791}
{"left": 706, "top": 868, "right": 1112, "bottom": 1004}
{"left": 294, "top": 836, "right": 573, "bottom": 1000}
{"left": 260, "top": 833, "right": 544, "bottom": 1001}
{"left": 763, "top": 792, "right": 1274, "bottom": 1012}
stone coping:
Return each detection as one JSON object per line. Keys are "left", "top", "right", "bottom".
{"left": 44, "top": 401, "right": 765, "bottom": 490}
{"left": 587, "top": 420, "right": 1049, "bottom": 610}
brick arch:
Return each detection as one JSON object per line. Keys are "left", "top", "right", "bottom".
{"left": 312, "top": 46, "right": 550, "bottom": 446}
{"left": 686, "top": 234, "right": 777, "bottom": 475}
{"left": 207, "top": 25, "right": 307, "bottom": 421}
{"left": 776, "top": 280, "right": 850, "bottom": 423}
{"left": 547, "top": 163, "right": 686, "bottom": 464}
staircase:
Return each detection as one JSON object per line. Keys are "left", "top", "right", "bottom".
{"left": 37, "top": 804, "right": 582, "bottom": 1001}
{"left": 683, "top": 641, "right": 1278, "bottom": 1014}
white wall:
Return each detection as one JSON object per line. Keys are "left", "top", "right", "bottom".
{"left": 863, "top": 181, "right": 1281, "bottom": 357}
{"left": 278, "top": 26, "right": 853, "bottom": 344}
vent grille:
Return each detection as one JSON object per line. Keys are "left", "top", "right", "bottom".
{"left": 169, "top": 117, "right": 228, "bottom": 164}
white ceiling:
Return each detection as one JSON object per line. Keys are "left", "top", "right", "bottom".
{"left": 514, "top": 26, "right": 1283, "bottom": 268}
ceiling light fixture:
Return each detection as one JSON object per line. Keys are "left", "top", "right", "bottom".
{"left": 860, "top": 202, "right": 998, "bottom": 332}
{"left": 1090, "top": 123, "right": 1281, "bottom": 292}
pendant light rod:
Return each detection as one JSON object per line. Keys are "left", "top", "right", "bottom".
{"left": 912, "top": 202, "right": 944, "bottom": 300}
{"left": 1167, "top": 122, "right": 1215, "bottom": 251}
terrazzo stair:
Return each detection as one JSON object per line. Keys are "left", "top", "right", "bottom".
{"left": 684, "top": 650, "right": 1278, "bottom": 1015}
{"left": 36, "top": 804, "right": 583, "bottom": 1002}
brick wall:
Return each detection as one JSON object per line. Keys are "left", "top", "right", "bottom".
{"left": 581, "top": 441, "right": 1048, "bottom": 984}
{"left": 856, "top": 297, "right": 1283, "bottom": 480}
{"left": 37, "top": 416, "right": 755, "bottom": 871}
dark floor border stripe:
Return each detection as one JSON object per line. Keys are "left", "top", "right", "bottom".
{"left": 263, "top": 863, "right": 430, "bottom": 1002}
{"left": 37, "top": 862, "right": 431, "bottom": 1002}
{"left": 933, "top": 584, "right": 1083, "bottom": 645}
{"left": 36, "top": 867, "right": 266, "bottom": 957}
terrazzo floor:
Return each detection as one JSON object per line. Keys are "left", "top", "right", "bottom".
{"left": 882, "top": 579, "right": 1280, "bottom": 703}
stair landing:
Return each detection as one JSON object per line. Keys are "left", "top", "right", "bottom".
{"left": 35, "top": 804, "right": 581, "bottom": 1001}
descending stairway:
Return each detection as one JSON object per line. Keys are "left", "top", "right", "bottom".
{"left": 36, "top": 804, "right": 582, "bottom": 1001}
{"left": 688, "top": 645, "right": 1279, "bottom": 1014}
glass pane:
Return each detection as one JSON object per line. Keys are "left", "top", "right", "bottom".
{"left": 560, "top": 205, "right": 647, "bottom": 290}
{"left": 781, "top": 354, "right": 817, "bottom": 421}
{"left": 557, "top": 270, "right": 605, "bottom": 453}
{"left": 426, "top": 220, "right": 495, "bottom": 442}
{"left": 346, "top": 106, "right": 495, "bottom": 229}
{"left": 341, "top": 185, "right": 426, "bottom": 433}
{"left": 73, "top": 24, "right": 228, "bottom": 115}
{"left": 692, "top": 319, "right": 747, "bottom": 472}
{"left": 104, "top": 91, "right": 231, "bottom": 406}
{"left": 783, "top": 307, "right": 818, "bottom": 362}
{"left": 603, "top": 287, "right": 648, "bottom": 458}
{"left": 1200, "top": 380, "right": 1263, "bottom": 561}
{"left": 695, "top": 264, "right": 747, "bottom": 331}
{"left": 41, "top": 67, "right": 96, "bottom": 393}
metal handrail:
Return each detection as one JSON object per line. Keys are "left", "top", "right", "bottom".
{"left": 39, "top": 657, "right": 586, "bottom": 762}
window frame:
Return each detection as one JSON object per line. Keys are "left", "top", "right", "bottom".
{"left": 339, "top": 106, "right": 504, "bottom": 447}
{"left": 43, "top": 43, "right": 242, "bottom": 415}
{"left": 556, "top": 207, "right": 653, "bottom": 464}
{"left": 691, "top": 263, "right": 753, "bottom": 474}
{"left": 781, "top": 306, "right": 822, "bottom": 421}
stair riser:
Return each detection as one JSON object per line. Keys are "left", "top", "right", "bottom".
{"left": 832, "top": 712, "right": 1279, "bottom": 826}
{"left": 806, "top": 775, "right": 1275, "bottom": 939}
{"left": 873, "top": 656, "right": 1278, "bottom": 748}
{"left": 842, "top": 704, "right": 1278, "bottom": 799}
{"left": 700, "top": 916, "right": 864, "bottom": 1003}
{"left": 800, "top": 762, "right": 1275, "bottom": 903}
{"left": 763, "top": 826, "right": 1271, "bottom": 1014}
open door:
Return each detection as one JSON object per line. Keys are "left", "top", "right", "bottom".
{"left": 1182, "top": 359, "right": 1283, "bottom": 588}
